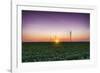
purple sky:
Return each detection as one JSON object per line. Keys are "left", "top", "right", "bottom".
{"left": 22, "top": 10, "right": 90, "bottom": 42}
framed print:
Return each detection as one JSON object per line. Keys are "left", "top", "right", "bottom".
{"left": 11, "top": 1, "right": 97, "bottom": 73}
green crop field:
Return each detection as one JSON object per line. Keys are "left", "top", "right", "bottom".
{"left": 22, "top": 42, "right": 90, "bottom": 62}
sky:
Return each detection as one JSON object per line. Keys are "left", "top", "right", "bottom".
{"left": 22, "top": 10, "right": 90, "bottom": 42}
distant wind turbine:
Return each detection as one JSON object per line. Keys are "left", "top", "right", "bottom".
{"left": 70, "top": 31, "right": 72, "bottom": 42}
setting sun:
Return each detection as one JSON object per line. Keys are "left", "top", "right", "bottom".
{"left": 55, "top": 39, "right": 60, "bottom": 44}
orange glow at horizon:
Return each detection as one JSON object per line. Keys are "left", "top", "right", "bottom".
{"left": 22, "top": 32, "right": 89, "bottom": 42}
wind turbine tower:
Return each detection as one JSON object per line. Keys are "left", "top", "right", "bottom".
{"left": 70, "top": 31, "right": 72, "bottom": 42}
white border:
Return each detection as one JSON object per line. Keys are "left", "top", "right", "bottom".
{"left": 12, "top": 4, "right": 97, "bottom": 73}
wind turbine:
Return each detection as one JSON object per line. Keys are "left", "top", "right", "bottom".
{"left": 69, "top": 31, "right": 72, "bottom": 42}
